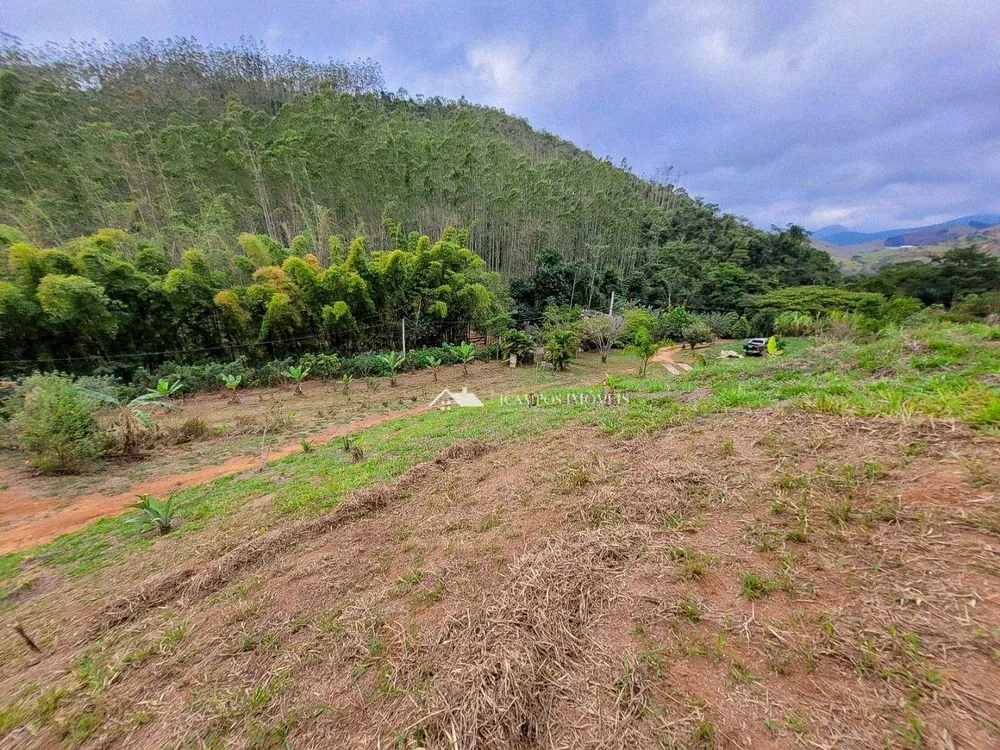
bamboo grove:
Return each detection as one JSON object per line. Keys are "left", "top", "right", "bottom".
{"left": 0, "top": 34, "right": 844, "bottom": 371}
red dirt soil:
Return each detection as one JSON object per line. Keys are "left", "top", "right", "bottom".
{"left": 0, "top": 405, "right": 429, "bottom": 554}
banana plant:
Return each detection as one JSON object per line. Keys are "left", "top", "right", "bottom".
{"left": 341, "top": 373, "right": 353, "bottom": 395}
{"left": 219, "top": 373, "right": 243, "bottom": 403}
{"left": 282, "top": 365, "right": 311, "bottom": 395}
{"left": 377, "top": 351, "right": 406, "bottom": 386}
{"left": 446, "top": 341, "right": 476, "bottom": 376}
{"left": 79, "top": 379, "right": 181, "bottom": 454}
{"left": 127, "top": 493, "right": 175, "bottom": 535}
{"left": 425, "top": 355, "right": 442, "bottom": 382}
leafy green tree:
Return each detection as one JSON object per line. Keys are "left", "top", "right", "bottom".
{"left": 36, "top": 274, "right": 118, "bottom": 348}
{"left": 681, "top": 320, "right": 715, "bottom": 349}
{"left": 577, "top": 314, "right": 625, "bottom": 363}
{"left": 661, "top": 306, "right": 695, "bottom": 342}
{"left": 629, "top": 326, "right": 660, "bottom": 377}
{"left": 731, "top": 315, "right": 753, "bottom": 339}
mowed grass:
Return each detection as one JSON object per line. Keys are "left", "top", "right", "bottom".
{"left": 1, "top": 320, "right": 998, "bottom": 586}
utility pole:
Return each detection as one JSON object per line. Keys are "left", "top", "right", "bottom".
{"left": 608, "top": 291, "right": 615, "bottom": 316}
{"left": 401, "top": 319, "right": 407, "bottom": 357}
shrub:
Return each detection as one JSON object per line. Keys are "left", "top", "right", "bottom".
{"left": 702, "top": 311, "right": 740, "bottom": 338}
{"left": 13, "top": 374, "right": 104, "bottom": 473}
{"left": 173, "top": 417, "right": 210, "bottom": 444}
{"left": 731, "top": 315, "right": 753, "bottom": 339}
{"left": 543, "top": 328, "right": 580, "bottom": 371}
{"left": 623, "top": 308, "right": 657, "bottom": 341}
{"left": 501, "top": 329, "right": 535, "bottom": 364}
{"left": 297, "top": 352, "right": 340, "bottom": 379}
{"left": 774, "top": 311, "right": 814, "bottom": 337}
{"left": 445, "top": 341, "right": 478, "bottom": 376}
{"left": 377, "top": 351, "right": 406, "bottom": 386}
{"left": 752, "top": 287, "right": 884, "bottom": 315}
{"left": 884, "top": 296, "right": 924, "bottom": 324}
{"left": 750, "top": 307, "right": 779, "bottom": 337}
{"left": 681, "top": 320, "right": 715, "bottom": 349}
{"left": 78, "top": 378, "right": 181, "bottom": 454}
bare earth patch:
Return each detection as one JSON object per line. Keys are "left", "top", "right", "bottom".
{"left": 0, "top": 353, "right": 633, "bottom": 552}
{"left": 1, "top": 409, "right": 999, "bottom": 748}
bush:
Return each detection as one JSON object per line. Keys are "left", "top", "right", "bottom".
{"left": 774, "top": 311, "right": 814, "bottom": 336}
{"left": 681, "top": 320, "right": 715, "bottom": 349}
{"left": 629, "top": 326, "right": 660, "bottom": 377}
{"left": 661, "top": 306, "right": 696, "bottom": 341}
{"left": 701, "top": 311, "right": 740, "bottom": 338}
{"left": 623, "top": 308, "right": 657, "bottom": 341}
{"left": 883, "top": 295, "right": 924, "bottom": 324}
{"left": 543, "top": 328, "right": 580, "bottom": 371}
{"left": 752, "top": 287, "right": 884, "bottom": 315}
{"left": 501, "top": 329, "right": 534, "bottom": 363}
{"left": 297, "top": 352, "right": 340, "bottom": 379}
{"left": 750, "top": 307, "right": 779, "bottom": 337}
{"left": 13, "top": 374, "right": 104, "bottom": 473}
{"left": 731, "top": 315, "right": 753, "bottom": 339}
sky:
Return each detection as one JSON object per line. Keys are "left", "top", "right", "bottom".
{"left": 2, "top": 0, "right": 999, "bottom": 232}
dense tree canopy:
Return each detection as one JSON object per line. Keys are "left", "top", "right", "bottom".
{"left": 0, "top": 225, "right": 504, "bottom": 369}
{"left": 0, "top": 33, "right": 856, "bottom": 375}
{"left": 852, "top": 246, "right": 1000, "bottom": 306}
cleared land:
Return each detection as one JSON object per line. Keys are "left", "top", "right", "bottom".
{"left": 1, "top": 324, "right": 999, "bottom": 748}
{"left": 0, "top": 354, "right": 637, "bottom": 553}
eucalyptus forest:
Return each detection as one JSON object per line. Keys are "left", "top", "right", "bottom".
{"left": 0, "top": 35, "right": 849, "bottom": 372}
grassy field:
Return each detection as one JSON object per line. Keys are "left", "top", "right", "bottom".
{"left": 1, "top": 321, "right": 998, "bottom": 748}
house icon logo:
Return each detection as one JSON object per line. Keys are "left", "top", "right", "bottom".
{"left": 429, "top": 387, "right": 484, "bottom": 409}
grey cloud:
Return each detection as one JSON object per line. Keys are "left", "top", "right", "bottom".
{"left": 1, "top": 0, "right": 998, "bottom": 230}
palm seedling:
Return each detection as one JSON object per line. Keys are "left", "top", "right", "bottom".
{"left": 79, "top": 379, "right": 181, "bottom": 454}
{"left": 378, "top": 351, "right": 406, "bottom": 386}
{"left": 341, "top": 373, "right": 353, "bottom": 395}
{"left": 446, "top": 341, "right": 476, "bottom": 376}
{"left": 220, "top": 373, "right": 243, "bottom": 403}
{"left": 602, "top": 374, "right": 624, "bottom": 406}
{"left": 340, "top": 432, "right": 365, "bottom": 462}
{"left": 127, "top": 494, "right": 175, "bottom": 535}
{"left": 282, "top": 365, "right": 311, "bottom": 395}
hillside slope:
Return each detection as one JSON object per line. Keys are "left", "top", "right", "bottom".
{"left": 1, "top": 326, "right": 999, "bottom": 748}
{"left": 1, "top": 35, "right": 756, "bottom": 279}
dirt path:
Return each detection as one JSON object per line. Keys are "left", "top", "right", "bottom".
{"left": 650, "top": 344, "right": 694, "bottom": 375}
{"left": 0, "top": 406, "right": 430, "bottom": 555}
{"left": 651, "top": 341, "right": 734, "bottom": 373}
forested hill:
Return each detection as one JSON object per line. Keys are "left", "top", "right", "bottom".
{"left": 0, "top": 34, "right": 835, "bottom": 291}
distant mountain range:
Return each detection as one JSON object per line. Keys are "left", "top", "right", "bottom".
{"left": 812, "top": 214, "right": 1000, "bottom": 248}
{"left": 811, "top": 217, "right": 1000, "bottom": 273}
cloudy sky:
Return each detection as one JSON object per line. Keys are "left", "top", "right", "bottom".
{"left": 3, "top": 0, "right": 999, "bottom": 231}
